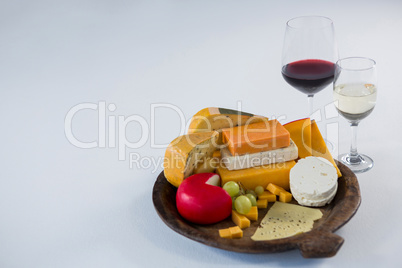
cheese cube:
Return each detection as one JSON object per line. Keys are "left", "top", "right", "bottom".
{"left": 244, "top": 206, "right": 258, "bottom": 221}
{"left": 232, "top": 210, "right": 250, "bottom": 229}
{"left": 219, "top": 228, "right": 232, "bottom": 238}
{"left": 258, "top": 191, "right": 276, "bottom": 202}
{"left": 267, "top": 183, "right": 286, "bottom": 195}
{"left": 279, "top": 191, "right": 293, "bottom": 203}
{"left": 256, "top": 199, "right": 268, "bottom": 209}
{"left": 229, "top": 226, "right": 243, "bottom": 238}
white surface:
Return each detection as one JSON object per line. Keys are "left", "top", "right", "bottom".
{"left": 1, "top": 0, "right": 402, "bottom": 267}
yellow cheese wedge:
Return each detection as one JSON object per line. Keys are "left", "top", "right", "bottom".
{"left": 232, "top": 210, "right": 250, "bottom": 229}
{"left": 188, "top": 107, "right": 268, "bottom": 144}
{"left": 284, "top": 118, "right": 312, "bottom": 158}
{"left": 244, "top": 206, "right": 258, "bottom": 221}
{"left": 164, "top": 131, "right": 218, "bottom": 187}
{"left": 256, "top": 199, "right": 268, "bottom": 209}
{"left": 258, "top": 191, "right": 277, "bottom": 202}
{"left": 217, "top": 161, "right": 296, "bottom": 191}
{"left": 310, "top": 120, "right": 342, "bottom": 177}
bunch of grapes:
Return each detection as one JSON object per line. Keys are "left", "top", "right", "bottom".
{"left": 223, "top": 182, "right": 263, "bottom": 215}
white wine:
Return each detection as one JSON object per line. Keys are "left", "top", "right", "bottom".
{"left": 333, "top": 83, "right": 377, "bottom": 121}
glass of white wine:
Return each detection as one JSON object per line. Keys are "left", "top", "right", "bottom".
{"left": 333, "top": 57, "right": 377, "bottom": 173}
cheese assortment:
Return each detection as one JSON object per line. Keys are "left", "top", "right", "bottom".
{"left": 188, "top": 107, "right": 268, "bottom": 144}
{"left": 163, "top": 107, "right": 343, "bottom": 242}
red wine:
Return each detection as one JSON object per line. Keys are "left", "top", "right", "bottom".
{"left": 282, "top": 59, "right": 335, "bottom": 95}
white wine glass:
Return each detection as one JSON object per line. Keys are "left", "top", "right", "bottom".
{"left": 282, "top": 16, "right": 338, "bottom": 116}
{"left": 333, "top": 57, "right": 377, "bottom": 173}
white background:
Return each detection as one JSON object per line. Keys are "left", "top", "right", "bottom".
{"left": 1, "top": 0, "right": 402, "bottom": 267}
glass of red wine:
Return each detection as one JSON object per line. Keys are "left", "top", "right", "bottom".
{"left": 282, "top": 16, "right": 338, "bottom": 116}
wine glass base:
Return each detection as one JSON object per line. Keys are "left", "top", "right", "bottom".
{"left": 338, "top": 153, "right": 374, "bottom": 174}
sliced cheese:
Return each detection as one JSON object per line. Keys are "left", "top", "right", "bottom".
{"left": 220, "top": 139, "right": 298, "bottom": 170}
{"left": 311, "top": 120, "right": 342, "bottom": 177}
{"left": 164, "top": 131, "right": 218, "bottom": 187}
{"left": 258, "top": 191, "right": 276, "bottom": 202}
{"left": 251, "top": 202, "right": 323, "bottom": 241}
{"left": 221, "top": 120, "right": 290, "bottom": 156}
{"left": 188, "top": 107, "right": 268, "bottom": 144}
{"left": 290, "top": 156, "right": 338, "bottom": 207}
{"left": 217, "top": 161, "right": 296, "bottom": 191}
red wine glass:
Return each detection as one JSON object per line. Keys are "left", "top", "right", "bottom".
{"left": 282, "top": 16, "right": 338, "bottom": 116}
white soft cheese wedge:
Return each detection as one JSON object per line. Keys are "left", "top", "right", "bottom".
{"left": 220, "top": 139, "right": 298, "bottom": 170}
{"left": 290, "top": 156, "right": 338, "bottom": 207}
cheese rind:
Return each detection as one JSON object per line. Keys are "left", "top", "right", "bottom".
{"left": 217, "top": 161, "right": 296, "bottom": 191}
{"left": 221, "top": 120, "right": 290, "bottom": 156}
{"left": 220, "top": 139, "right": 298, "bottom": 170}
{"left": 290, "top": 156, "right": 338, "bottom": 207}
{"left": 164, "top": 131, "right": 218, "bottom": 187}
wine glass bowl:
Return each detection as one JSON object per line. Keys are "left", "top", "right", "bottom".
{"left": 333, "top": 57, "right": 377, "bottom": 173}
{"left": 282, "top": 16, "right": 338, "bottom": 115}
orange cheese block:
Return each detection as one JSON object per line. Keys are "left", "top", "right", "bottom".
{"left": 221, "top": 120, "right": 290, "bottom": 156}
{"left": 284, "top": 118, "right": 312, "bottom": 158}
{"left": 266, "top": 183, "right": 286, "bottom": 195}
{"left": 244, "top": 206, "right": 258, "bottom": 221}
{"left": 219, "top": 226, "right": 243, "bottom": 239}
{"left": 217, "top": 161, "right": 296, "bottom": 191}
{"left": 232, "top": 210, "right": 250, "bottom": 229}
{"left": 258, "top": 191, "right": 277, "bottom": 202}
{"left": 311, "top": 120, "right": 342, "bottom": 177}
{"left": 279, "top": 191, "right": 293, "bottom": 203}
{"left": 256, "top": 199, "right": 268, "bottom": 209}
{"left": 218, "top": 228, "right": 232, "bottom": 238}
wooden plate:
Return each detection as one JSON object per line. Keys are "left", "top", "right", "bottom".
{"left": 152, "top": 161, "right": 361, "bottom": 258}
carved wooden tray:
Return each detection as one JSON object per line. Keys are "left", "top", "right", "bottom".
{"left": 152, "top": 161, "right": 360, "bottom": 258}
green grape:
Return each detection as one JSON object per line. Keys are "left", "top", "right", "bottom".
{"left": 246, "top": 189, "right": 257, "bottom": 199}
{"left": 246, "top": 193, "right": 257, "bottom": 206}
{"left": 232, "top": 196, "right": 236, "bottom": 209}
{"left": 223, "top": 181, "right": 240, "bottom": 197}
{"left": 255, "top": 186, "right": 264, "bottom": 196}
{"left": 234, "top": 195, "right": 252, "bottom": 215}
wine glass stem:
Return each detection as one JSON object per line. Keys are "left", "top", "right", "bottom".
{"left": 349, "top": 122, "right": 359, "bottom": 162}
{"left": 307, "top": 95, "right": 314, "bottom": 116}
